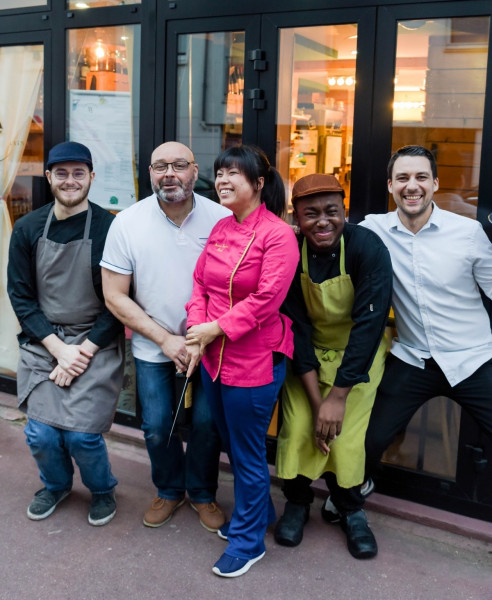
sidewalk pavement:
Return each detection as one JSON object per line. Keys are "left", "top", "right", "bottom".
{"left": 1, "top": 392, "right": 491, "bottom": 600}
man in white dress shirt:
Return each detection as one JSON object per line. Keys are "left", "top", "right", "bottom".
{"left": 360, "top": 145, "right": 492, "bottom": 476}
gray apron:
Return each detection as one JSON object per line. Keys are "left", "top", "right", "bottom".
{"left": 17, "top": 204, "right": 124, "bottom": 433}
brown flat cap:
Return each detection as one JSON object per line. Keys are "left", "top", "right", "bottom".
{"left": 291, "top": 173, "right": 345, "bottom": 203}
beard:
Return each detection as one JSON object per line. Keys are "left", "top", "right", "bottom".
{"left": 51, "top": 180, "right": 91, "bottom": 209}
{"left": 152, "top": 177, "right": 194, "bottom": 204}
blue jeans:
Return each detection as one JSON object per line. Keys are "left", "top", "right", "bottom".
{"left": 24, "top": 419, "right": 117, "bottom": 494}
{"left": 201, "top": 360, "right": 286, "bottom": 559}
{"left": 135, "top": 358, "right": 221, "bottom": 503}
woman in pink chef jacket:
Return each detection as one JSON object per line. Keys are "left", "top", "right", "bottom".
{"left": 185, "top": 145, "right": 299, "bottom": 578}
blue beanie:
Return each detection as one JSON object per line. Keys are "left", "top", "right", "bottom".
{"left": 47, "top": 141, "right": 93, "bottom": 171}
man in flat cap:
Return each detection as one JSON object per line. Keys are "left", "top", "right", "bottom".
{"left": 274, "top": 173, "right": 392, "bottom": 559}
{"left": 8, "top": 141, "right": 124, "bottom": 526}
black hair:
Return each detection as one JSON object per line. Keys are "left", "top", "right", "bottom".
{"left": 214, "top": 145, "right": 286, "bottom": 218}
{"left": 387, "top": 145, "right": 438, "bottom": 180}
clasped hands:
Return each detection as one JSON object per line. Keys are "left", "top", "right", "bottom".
{"left": 48, "top": 340, "right": 96, "bottom": 388}
{"left": 184, "top": 321, "right": 223, "bottom": 377}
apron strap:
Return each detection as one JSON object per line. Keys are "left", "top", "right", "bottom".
{"left": 41, "top": 203, "right": 92, "bottom": 240}
{"left": 301, "top": 235, "right": 346, "bottom": 275}
{"left": 83, "top": 204, "right": 92, "bottom": 240}
{"left": 42, "top": 205, "right": 55, "bottom": 239}
{"left": 339, "top": 235, "right": 346, "bottom": 275}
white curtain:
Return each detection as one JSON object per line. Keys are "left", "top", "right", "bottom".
{"left": 0, "top": 45, "right": 43, "bottom": 373}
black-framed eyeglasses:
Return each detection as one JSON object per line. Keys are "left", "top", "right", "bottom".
{"left": 150, "top": 160, "right": 195, "bottom": 174}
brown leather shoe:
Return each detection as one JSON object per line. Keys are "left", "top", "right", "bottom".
{"left": 143, "top": 497, "right": 185, "bottom": 528}
{"left": 190, "top": 501, "right": 226, "bottom": 532}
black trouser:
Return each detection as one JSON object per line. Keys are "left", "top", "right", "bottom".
{"left": 365, "top": 354, "right": 492, "bottom": 475}
{"left": 282, "top": 473, "right": 364, "bottom": 515}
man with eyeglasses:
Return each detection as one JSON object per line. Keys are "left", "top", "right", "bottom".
{"left": 101, "top": 141, "right": 230, "bottom": 532}
{"left": 7, "top": 141, "right": 124, "bottom": 526}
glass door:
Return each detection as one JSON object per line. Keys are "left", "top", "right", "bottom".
{"left": 369, "top": 3, "right": 492, "bottom": 520}
{"left": 275, "top": 24, "right": 358, "bottom": 216}
{"left": 165, "top": 16, "right": 261, "bottom": 194}
{"left": 163, "top": 4, "right": 492, "bottom": 519}
{"left": 257, "top": 8, "right": 377, "bottom": 222}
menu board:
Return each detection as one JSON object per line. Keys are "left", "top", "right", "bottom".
{"left": 69, "top": 90, "right": 137, "bottom": 210}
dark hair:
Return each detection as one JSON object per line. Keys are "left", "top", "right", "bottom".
{"left": 214, "top": 145, "right": 286, "bottom": 218}
{"left": 387, "top": 145, "right": 438, "bottom": 180}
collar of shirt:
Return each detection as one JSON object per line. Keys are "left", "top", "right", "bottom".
{"left": 389, "top": 202, "right": 441, "bottom": 235}
{"left": 155, "top": 193, "right": 197, "bottom": 229}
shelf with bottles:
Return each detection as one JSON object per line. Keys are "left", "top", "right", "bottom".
{"left": 71, "top": 43, "right": 130, "bottom": 92}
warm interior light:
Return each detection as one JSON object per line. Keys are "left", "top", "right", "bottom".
{"left": 75, "top": 2, "right": 90, "bottom": 7}
{"left": 393, "top": 101, "right": 425, "bottom": 109}
{"left": 95, "top": 45, "right": 105, "bottom": 59}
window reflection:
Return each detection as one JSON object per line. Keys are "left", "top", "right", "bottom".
{"left": 67, "top": 0, "right": 140, "bottom": 8}
{"left": 382, "top": 396, "right": 460, "bottom": 479}
{"left": 391, "top": 16, "right": 490, "bottom": 219}
{"left": 1, "top": 0, "right": 46, "bottom": 8}
{"left": 176, "top": 32, "right": 244, "bottom": 188}
{"left": 276, "top": 25, "right": 357, "bottom": 215}
{"left": 67, "top": 25, "right": 140, "bottom": 211}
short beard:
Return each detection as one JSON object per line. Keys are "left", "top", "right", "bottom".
{"left": 52, "top": 183, "right": 90, "bottom": 209}
{"left": 152, "top": 178, "right": 193, "bottom": 204}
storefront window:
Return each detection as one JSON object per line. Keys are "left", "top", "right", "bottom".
{"left": 176, "top": 31, "right": 244, "bottom": 188}
{"left": 67, "top": 27, "right": 140, "bottom": 416}
{"left": 384, "top": 16, "right": 490, "bottom": 479}
{"left": 67, "top": 25, "right": 140, "bottom": 211}
{"left": 67, "top": 0, "right": 140, "bottom": 8}
{"left": 0, "top": 43, "right": 43, "bottom": 378}
{"left": 276, "top": 25, "right": 357, "bottom": 214}
{"left": 1, "top": 0, "right": 46, "bottom": 8}
{"left": 391, "top": 16, "right": 490, "bottom": 219}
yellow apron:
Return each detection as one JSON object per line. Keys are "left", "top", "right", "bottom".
{"left": 276, "top": 236, "right": 387, "bottom": 488}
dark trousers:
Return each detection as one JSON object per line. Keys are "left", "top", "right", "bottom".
{"left": 283, "top": 473, "right": 364, "bottom": 515}
{"left": 365, "top": 354, "right": 492, "bottom": 475}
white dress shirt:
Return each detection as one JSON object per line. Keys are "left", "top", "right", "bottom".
{"left": 360, "top": 203, "right": 492, "bottom": 386}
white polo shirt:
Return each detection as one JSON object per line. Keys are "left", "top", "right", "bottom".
{"left": 101, "top": 193, "right": 230, "bottom": 362}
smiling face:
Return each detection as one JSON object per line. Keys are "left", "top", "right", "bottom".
{"left": 388, "top": 155, "right": 439, "bottom": 224}
{"left": 294, "top": 192, "right": 345, "bottom": 253}
{"left": 215, "top": 165, "right": 263, "bottom": 222}
{"left": 46, "top": 161, "right": 94, "bottom": 210}
{"left": 149, "top": 141, "right": 198, "bottom": 204}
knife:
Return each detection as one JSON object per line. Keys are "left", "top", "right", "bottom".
{"left": 167, "top": 376, "right": 189, "bottom": 447}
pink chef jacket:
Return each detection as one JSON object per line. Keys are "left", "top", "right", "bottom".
{"left": 186, "top": 202, "right": 299, "bottom": 387}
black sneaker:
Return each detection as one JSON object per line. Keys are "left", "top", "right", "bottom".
{"left": 88, "top": 491, "right": 116, "bottom": 526}
{"left": 27, "top": 488, "right": 71, "bottom": 520}
{"left": 321, "top": 478, "right": 375, "bottom": 524}
{"left": 321, "top": 495, "right": 341, "bottom": 524}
